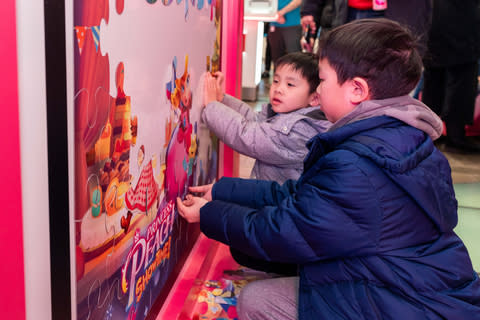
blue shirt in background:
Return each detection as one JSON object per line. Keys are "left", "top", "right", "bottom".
{"left": 271, "top": 0, "right": 301, "bottom": 28}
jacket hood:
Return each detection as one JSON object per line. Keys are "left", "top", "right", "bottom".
{"left": 305, "top": 98, "right": 457, "bottom": 232}
{"left": 267, "top": 104, "right": 332, "bottom": 134}
{"left": 328, "top": 95, "right": 443, "bottom": 141}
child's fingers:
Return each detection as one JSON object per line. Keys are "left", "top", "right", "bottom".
{"left": 182, "top": 194, "right": 195, "bottom": 206}
{"left": 188, "top": 184, "right": 213, "bottom": 201}
{"left": 204, "top": 76, "right": 216, "bottom": 93}
{"left": 203, "top": 76, "right": 217, "bottom": 105}
{"left": 204, "top": 73, "right": 213, "bottom": 86}
{"left": 176, "top": 197, "right": 186, "bottom": 217}
{"left": 207, "top": 76, "right": 217, "bottom": 88}
{"left": 176, "top": 196, "right": 201, "bottom": 223}
{"left": 216, "top": 72, "right": 224, "bottom": 84}
{"left": 188, "top": 186, "right": 204, "bottom": 192}
{"left": 189, "top": 185, "right": 208, "bottom": 193}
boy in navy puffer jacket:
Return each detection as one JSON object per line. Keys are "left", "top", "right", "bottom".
{"left": 178, "top": 19, "right": 480, "bottom": 320}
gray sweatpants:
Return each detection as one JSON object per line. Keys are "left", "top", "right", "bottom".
{"left": 236, "top": 276, "right": 299, "bottom": 320}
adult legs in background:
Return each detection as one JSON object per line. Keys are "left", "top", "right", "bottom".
{"left": 347, "top": 8, "right": 385, "bottom": 22}
{"left": 423, "top": 61, "right": 480, "bottom": 152}
{"left": 264, "top": 41, "right": 272, "bottom": 75}
{"left": 262, "top": 23, "right": 272, "bottom": 78}
{"left": 444, "top": 62, "right": 479, "bottom": 138}
{"left": 282, "top": 25, "right": 302, "bottom": 55}
{"left": 422, "top": 66, "right": 445, "bottom": 116}
{"left": 268, "top": 25, "right": 302, "bottom": 65}
{"left": 237, "top": 277, "right": 299, "bottom": 320}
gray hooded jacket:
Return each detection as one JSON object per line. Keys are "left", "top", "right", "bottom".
{"left": 202, "top": 94, "right": 332, "bottom": 183}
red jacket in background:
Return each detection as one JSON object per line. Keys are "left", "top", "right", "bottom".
{"left": 348, "top": 0, "right": 372, "bottom": 9}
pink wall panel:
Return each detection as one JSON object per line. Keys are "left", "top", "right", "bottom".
{"left": 220, "top": 0, "right": 243, "bottom": 178}
{"left": 0, "top": 0, "right": 26, "bottom": 319}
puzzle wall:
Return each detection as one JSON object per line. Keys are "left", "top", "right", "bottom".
{"left": 72, "top": 0, "right": 221, "bottom": 319}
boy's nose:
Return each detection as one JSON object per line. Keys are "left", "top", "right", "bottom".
{"left": 274, "top": 86, "right": 283, "bottom": 94}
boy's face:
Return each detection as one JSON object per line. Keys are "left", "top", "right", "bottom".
{"left": 316, "top": 58, "right": 356, "bottom": 123}
{"left": 269, "top": 65, "right": 317, "bottom": 114}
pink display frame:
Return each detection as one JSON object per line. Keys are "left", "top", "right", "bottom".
{"left": 1, "top": 0, "right": 26, "bottom": 319}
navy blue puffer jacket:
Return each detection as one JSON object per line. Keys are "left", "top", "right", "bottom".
{"left": 200, "top": 116, "right": 480, "bottom": 319}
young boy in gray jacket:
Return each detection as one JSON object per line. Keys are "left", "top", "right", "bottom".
{"left": 202, "top": 52, "right": 332, "bottom": 185}
{"left": 202, "top": 52, "right": 331, "bottom": 275}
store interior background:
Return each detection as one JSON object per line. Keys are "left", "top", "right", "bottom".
{"left": 3, "top": 1, "right": 480, "bottom": 319}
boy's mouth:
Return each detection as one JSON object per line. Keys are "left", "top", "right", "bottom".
{"left": 271, "top": 98, "right": 282, "bottom": 105}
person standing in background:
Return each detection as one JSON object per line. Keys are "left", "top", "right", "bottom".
{"left": 300, "top": 0, "right": 385, "bottom": 54}
{"left": 262, "top": 22, "right": 273, "bottom": 78}
{"left": 300, "top": 0, "right": 346, "bottom": 39}
{"left": 422, "top": 0, "right": 480, "bottom": 152}
{"left": 384, "top": 0, "right": 432, "bottom": 57}
{"left": 385, "top": 0, "right": 433, "bottom": 100}
{"left": 300, "top": 0, "right": 384, "bottom": 28}
{"left": 268, "top": 0, "right": 303, "bottom": 65}
{"left": 301, "top": 0, "right": 432, "bottom": 55}
{"left": 346, "top": 0, "right": 384, "bottom": 21}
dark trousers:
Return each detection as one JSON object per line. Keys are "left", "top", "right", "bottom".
{"left": 230, "top": 247, "right": 298, "bottom": 276}
{"left": 267, "top": 25, "right": 302, "bottom": 65}
{"left": 265, "top": 39, "right": 272, "bottom": 72}
{"left": 264, "top": 22, "right": 272, "bottom": 72}
{"left": 347, "top": 7, "right": 385, "bottom": 22}
{"left": 422, "top": 62, "right": 479, "bottom": 138}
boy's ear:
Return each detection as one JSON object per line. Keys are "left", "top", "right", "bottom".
{"left": 349, "top": 77, "right": 371, "bottom": 104}
{"left": 309, "top": 92, "right": 321, "bottom": 106}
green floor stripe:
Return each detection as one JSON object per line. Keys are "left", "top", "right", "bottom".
{"left": 454, "top": 183, "right": 480, "bottom": 209}
{"left": 455, "top": 206, "right": 480, "bottom": 272}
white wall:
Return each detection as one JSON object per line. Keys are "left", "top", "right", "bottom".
{"left": 16, "top": 0, "right": 52, "bottom": 319}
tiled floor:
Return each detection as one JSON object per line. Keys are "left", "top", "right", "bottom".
{"left": 242, "top": 77, "right": 480, "bottom": 272}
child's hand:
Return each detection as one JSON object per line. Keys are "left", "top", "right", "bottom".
{"left": 203, "top": 73, "right": 218, "bottom": 106}
{"left": 182, "top": 194, "right": 195, "bottom": 206}
{"left": 301, "top": 15, "right": 316, "bottom": 34}
{"left": 188, "top": 184, "right": 213, "bottom": 201}
{"left": 176, "top": 196, "right": 207, "bottom": 223}
{"left": 212, "top": 71, "right": 225, "bottom": 101}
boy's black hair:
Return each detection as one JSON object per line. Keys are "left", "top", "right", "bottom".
{"left": 274, "top": 52, "right": 320, "bottom": 94}
{"left": 318, "top": 18, "right": 422, "bottom": 99}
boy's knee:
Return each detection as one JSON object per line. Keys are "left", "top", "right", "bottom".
{"left": 237, "top": 282, "right": 257, "bottom": 319}
{"left": 237, "top": 281, "right": 268, "bottom": 320}
{"left": 236, "top": 278, "right": 298, "bottom": 320}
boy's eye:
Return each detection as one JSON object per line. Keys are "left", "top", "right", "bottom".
{"left": 273, "top": 79, "right": 279, "bottom": 84}
{"left": 287, "top": 83, "right": 295, "bottom": 87}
